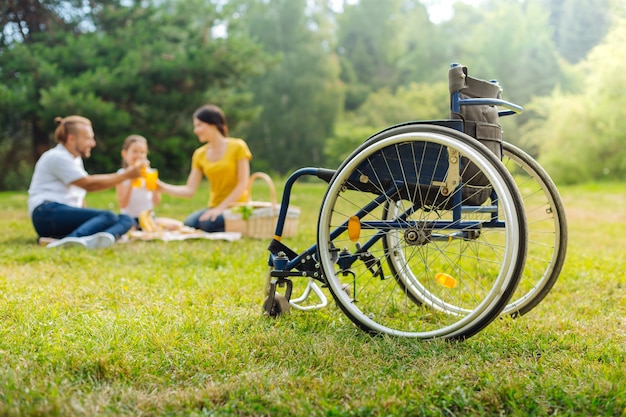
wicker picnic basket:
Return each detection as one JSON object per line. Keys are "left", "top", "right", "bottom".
{"left": 224, "top": 172, "right": 299, "bottom": 239}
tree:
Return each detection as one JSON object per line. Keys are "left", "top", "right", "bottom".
{"left": 0, "top": 0, "right": 268, "bottom": 188}
{"left": 235, "top": 0, "right": 343, "bottom": 174}
{"left": 539, "top": 0, "right": 611, "bottom": 64}
{"left": 441, "top": 0, "right": 563, "bottom": 106}
{"left": 522, "top": 19, "right": 626, "bottom": 184}
{"left": 325, "top": 81, "right": 449, "bottom": 168}
{"left": 336, "top": 0, "right": 409, "bottom": 110}
{"left": 0, "top": 0, "right": 117, "bottom": 187}
{"left": 395, "top": 1, "right": 450, "bottom": 86}
{"left": 1, "top": 0, "right": 86, "bottom": 45}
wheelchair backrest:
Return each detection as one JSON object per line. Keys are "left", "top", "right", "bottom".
{"left": 449, "top": 64, "right": 503, "bottom": 160}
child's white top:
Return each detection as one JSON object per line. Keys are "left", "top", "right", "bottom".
{"left": 117, "top": 169, "right": 154, "bottom": 217}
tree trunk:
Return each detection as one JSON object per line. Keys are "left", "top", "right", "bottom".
{"left": 32, "top": 118, "right": 50, "bottom": 161}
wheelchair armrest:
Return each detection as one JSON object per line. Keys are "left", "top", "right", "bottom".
{"left": 458, "top": 97, "right": 524, "bottom": 116}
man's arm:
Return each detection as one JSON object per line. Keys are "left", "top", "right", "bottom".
{"left": 72, "top": 165, "right": 143, "bottom": 192}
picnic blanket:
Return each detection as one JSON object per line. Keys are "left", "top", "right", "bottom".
{"left": 124, "top": 226, "right": 241, "bottom": 242}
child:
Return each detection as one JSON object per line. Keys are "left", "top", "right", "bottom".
{"left": 116, "top": 135, "right": 183, "bottom": 232}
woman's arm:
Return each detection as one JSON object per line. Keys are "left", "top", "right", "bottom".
{"left": 157, "top": 168, "right": 203, "bottom": 198}
{"left": 152, "top": 189, "right": 162, "bottom": 207}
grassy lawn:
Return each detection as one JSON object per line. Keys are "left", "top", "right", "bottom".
{"left": 0, "top": 179, "right": 624, "bottom": 416}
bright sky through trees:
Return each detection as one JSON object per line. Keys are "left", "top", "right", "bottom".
{"left": 327, "top": 0, "right": 483, "bottom": 23}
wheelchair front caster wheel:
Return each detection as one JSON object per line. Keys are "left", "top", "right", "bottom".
{"left": 263, "top": 293, "right": 291, "bottom": 317}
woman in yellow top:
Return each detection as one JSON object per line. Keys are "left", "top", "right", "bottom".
{"left": 157, "top": 104, "right": 252, "bottom": 232}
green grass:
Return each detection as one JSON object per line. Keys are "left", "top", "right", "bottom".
{"left": 1, "top": 180, "right": 625, "bottom": 416}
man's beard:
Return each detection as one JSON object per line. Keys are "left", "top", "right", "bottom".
{"left": 76, "top": 145, "right": 91, "bottom": 158}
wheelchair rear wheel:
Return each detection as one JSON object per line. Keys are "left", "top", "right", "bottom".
{"left": 317, "top": 124, "right": 527, "bottom": 340}
{"left": 500, "top": 142, "right": 567, "bottom": 316}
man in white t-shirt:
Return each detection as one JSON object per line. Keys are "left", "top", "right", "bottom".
{"left": 28, "top": 115, "right": 144, "bottom": 248}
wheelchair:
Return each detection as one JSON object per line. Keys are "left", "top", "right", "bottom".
{"left": 262, "top": 64, "right": 567, "bottom": 340}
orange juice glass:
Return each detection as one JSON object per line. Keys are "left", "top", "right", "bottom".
{"left": 132, "top": 165, "right": 147, "bottom": 188}
{"left": 144, "top": 169, "right": 158, "bottom": 191}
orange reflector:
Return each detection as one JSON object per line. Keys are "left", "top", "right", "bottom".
{"left": 435, "top": 272, "right": 457, "bottom": 288}
{"left": 348, "top": 216, "right": 361, "bottom": 242}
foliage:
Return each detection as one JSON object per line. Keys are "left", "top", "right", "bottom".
{"left": 522, "top": 20, "right": 626, "bottom": 184}
{"left": 0, "top": 183, "right": 625, "bottom": 416}
{"left": 395, "top": 2, "right": 450, "bottom": 86}
{"left": 0, "top": 0, "right": 624, "bottom": 190}
{"left": 0, "top": 0, "right": 100, "bottom": 44}
{"left": 235, "top": 0, "right": 343, "bottom": 174}
{"left": 337, "top": 0, "right": 412, "bottom": 94}
{"left": 440, "top": 0, "right": 563, "bottom": 105}
{"left": 0, "top": 0, "right": 268, "bottom": 187}
{"left": 540, "top": 0, "right": 612, "bottom": 64}
{"left": 521, "top": 92, "right": 593, "bottom": 184}
{"left": 323, "top": 122, "right": 377, "bottom": 170}
{"left": 325, "top": 81, "right": 448, "bottom": 168}
{"left": 229, "top": 204, "right": 255, "bottom": 220}
{"left": 355, "top": 81, "right": 449, "bottom": 126}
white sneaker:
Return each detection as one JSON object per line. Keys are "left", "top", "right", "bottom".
{"left": 46, "top": 236, "right": 87, "bottom": 249}
{"left": 82, "top": 232, "right": 115, "bottom": 249}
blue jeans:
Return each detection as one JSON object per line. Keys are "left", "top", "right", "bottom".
{"left": 184, "top": 208, "right": 225, "bottom": 232}
{"left": 31, "top": 202, "right": 134, "bottom": 240}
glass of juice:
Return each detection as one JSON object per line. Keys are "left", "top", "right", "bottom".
{"left": 144, "top": 169, "right": 158, "bottom": 191}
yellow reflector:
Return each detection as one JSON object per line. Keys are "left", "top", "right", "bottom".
{"left": 435, "top": 272, "right": 457, "bottom": 288}
{"left": 348, "top": 216, "right": 361, "bottom": 242}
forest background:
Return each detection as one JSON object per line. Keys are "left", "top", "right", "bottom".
{"left": 1, "top": 0, "right": 624, "bottom": 190}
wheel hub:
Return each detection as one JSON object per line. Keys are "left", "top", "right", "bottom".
{"left": 404, "top": 227, "right": 431, "bottom": 245}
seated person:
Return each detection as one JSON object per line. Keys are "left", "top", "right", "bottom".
{"left": 115, "top": 134, "right": 183, "bottom": 232}
{"left": 157, "top": 104, "right": 252, "bottom": 232}
{"left": 28, "top": 115, "right": 143, "bottom": 248}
